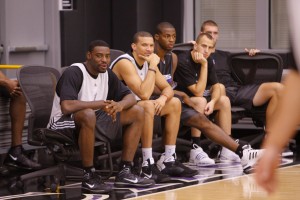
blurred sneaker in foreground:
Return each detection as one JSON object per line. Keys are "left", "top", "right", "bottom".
{"left": 240, "top": 145, "right": 264, "bottom": 170}
{"left": 281, "top": 148, "right": 293, "bottom": 157}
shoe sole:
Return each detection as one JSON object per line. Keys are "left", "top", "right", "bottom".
{"left": 156, "top": 176, "right": 171, "bottom": 183}
{"left": 162, "top": 170, "right": 198, "bottom": 177}
{"left": 81, "top": 187, "right": 111, "bottom": 193}
{"left": 114, "top": 182, "right": 154, "bottom": 188}
{"left": 4, "top": 162, "right": 41, "bottom": 171}
{"left": 189, "top": 161, "right": 216, "bottom": 167}
{"left": 218, "top": 158, "right": 241, "bottom": 164}
{"left": 141, "top": 174, "right": 171, "bottom": 183}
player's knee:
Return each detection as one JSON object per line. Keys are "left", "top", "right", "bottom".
{"left": 75, "top": 108, "right": 96, "bottom": 126}
{"left": 130, "top": 104, "right": 145, "bottom": 122}
{"left": 168, "top": 97, "right": 181, "bottom": 113}
{"left": 194, "top": 97, "right": 207, "bottom": 106}
{"left": 141, "top": 101, "right": 155, "bottom": 116}
{"left": 274, "top": 82, "right": 284, "bottom": 95}
{"left": 219, "top": 83, "right": 226, "bottom": 93}
{"left": 219, "top": 95, "right": 231, "bottom": 108}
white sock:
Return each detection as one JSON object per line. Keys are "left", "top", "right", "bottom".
{"left": 165, "top": 145, "right": 176, "bottom": 158}
{"left": 142, "top": 148, "right": 153, "bottom": 164}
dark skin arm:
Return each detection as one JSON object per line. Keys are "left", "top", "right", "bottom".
{"left": 103, "top": 93, "right": 137, "bottom": 121}
{"left": 61, "top": 93, "right": 136, "bottom": 122}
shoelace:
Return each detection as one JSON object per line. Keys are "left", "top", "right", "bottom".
{"left": 120, "top": 167, "right": 139, "bottom": 179}
{"left": 83, "top": 172, "right": 104, "bottom": 184}
{"left": 196, "top": 151, "right": 208, "bottom": 160}
{"left": 89, "top": 173, "right": 104, "bottom": 184}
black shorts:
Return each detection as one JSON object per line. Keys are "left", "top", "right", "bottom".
{"left": 49, "top": 110, "right": 122, "bottom": 143}
{"left": 180, "top": 104, "right": 199, "bottom": 123}
{"left": 226, "top": 84, "right": 260, "bottom": 110}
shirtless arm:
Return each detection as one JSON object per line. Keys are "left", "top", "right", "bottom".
{"left": 112, "top": 55, "right": 158, "bottom": 100}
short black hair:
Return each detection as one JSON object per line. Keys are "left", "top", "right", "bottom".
{"left": 88, "top": 40, "right": 110, "bottom": 52}
{"left": 155, "top": 22, "right": 175, "bottom": 34}
{"left": 132, "top": 31, "right": 153, "bottom": 44}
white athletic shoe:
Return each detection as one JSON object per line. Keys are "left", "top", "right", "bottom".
{"left": 189, "top": 144, "right": 215, "bottom": 166}
{"left": 219, "top": 147, "right": 241, "bottom": 163}
{"left": 241, "top": 145, "right": 264, "bottom": 170}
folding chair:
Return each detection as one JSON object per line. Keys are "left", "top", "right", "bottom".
{"left": 228, "top": 52, "right": 283, "bottom": 146}
{"left": 12, "top": 65, "right": 115, "bottom": 192}
{"left": 110, "top": 49, "right": 125, "bottom": 63}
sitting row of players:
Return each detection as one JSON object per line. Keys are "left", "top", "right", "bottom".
{"left": 48, "top": 20, "right": 283, "bottom": 193}
{"left": 1, "top": 20, "right": 282, "bottom": 194}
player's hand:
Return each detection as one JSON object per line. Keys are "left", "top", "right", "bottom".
{"left": 7, "top": 80, "right": 22, "bottom": 97}
{"left": 254, "top": 146, "right": 281, "bottom": 194}
{"left": 245, "top": 48, "right": 260, "bottom": 56}
{"left": 139, "top": 53, "right": 160, "bottom": 67}
{"left": 192, "top": 51, "right": 207, "bottom": 65}
{"left": 204, "top": 101, "right": 214, "bottom": 115}
{"left": 153, "top": 98, "right": 166, "bottom": 115}
{"left": 103, "top": 100, "right": 123, "bottom": 122}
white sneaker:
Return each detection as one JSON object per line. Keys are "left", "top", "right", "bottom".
{"left": 189, "top": 144, "right": 215, "bottom": 166}
{"left": 219, "top": 147, "right": 241, "bottom": 163}
{"left": 241, "top": 145, "right": 263, "bottom": 170}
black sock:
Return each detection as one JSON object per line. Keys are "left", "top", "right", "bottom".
{"left": 235, "top": 144, "right": 244, "bottom": 158}
{"left": 83, "top": 166, "right": 95, "bottom": 173}
{"left": 120, "top": 160, "right": 133, "bottom": 169}
{"left": 10, "top": 145, "right": 22, "bottom": 155}
{"left": 191, "top": 137, "right": 201, "bottom": 147}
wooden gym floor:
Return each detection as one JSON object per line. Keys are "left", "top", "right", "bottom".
{"left": 0, "top": 153, "right": 298, "bottom": 200}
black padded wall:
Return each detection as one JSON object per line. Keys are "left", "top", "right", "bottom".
{"left": 60, "top": 0, "right": 112, "bottom": 66}
{"left": 112, "top": 0, "right": 183, "bottom": 52}
{"left": 60, "top": 0, "right": 183, "bottom": 66}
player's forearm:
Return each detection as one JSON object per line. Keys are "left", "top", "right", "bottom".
{"left": 210, "top": 84, "right": 221, "bottom": 102}
{"left": 161, "top": 86, "right": 174, "bottom": 101}
{"left": 194, "top": 65, "right": 208, "bottom": 95}
{"left": 61, "top": 100, "right": 107, "bottom": 114}
{"left": 118, "top": 93, "right": 137, "bottom": 110}
{"left": 137, "top": 73, "right": 156, "bottom": 100}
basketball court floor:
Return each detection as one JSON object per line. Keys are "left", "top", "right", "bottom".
{"left": 0, "top": 151, "right": 298, "bottom": 200}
